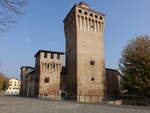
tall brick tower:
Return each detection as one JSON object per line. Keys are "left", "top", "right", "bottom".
{"left": 64, "top": 2, "right": 106, "bottom": 102}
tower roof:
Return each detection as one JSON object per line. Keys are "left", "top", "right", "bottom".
{"left": 76, "top": 3, "right": 106, "bottom": 16}
{"left": 79, "top": 2, "right": 89, "bottom": 8}
{"left": 63, "top": 2, "right": 105, "bottom": 22}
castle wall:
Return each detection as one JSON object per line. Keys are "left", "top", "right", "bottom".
{"left": 36, "top": 51, "right": 64, "bottom": 100}
{"left": 20, "top": 67, "right": 34, "bottom": 96}
{"left": 106, "top": 69, "right": 120, "bottom": 96}
{"left": 64, "top": 8, "right": 77, "bottom": 97}
{"left": 20, "top": 2, "right": 120, "bottom": 103}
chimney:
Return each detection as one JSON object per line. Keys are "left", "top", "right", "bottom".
{"left": 79, "top": 2, "right": 89, "bottom": 8}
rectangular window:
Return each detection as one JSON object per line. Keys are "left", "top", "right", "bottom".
{"left": 69, "top": 49, "right": 72, "bottom": 55}
{"left": 44, "top": 77, "right": 49, "bottom": 83}
{"left": 53, "top": 64, "right": 55, "bottom": 69}
{"left": 36, "top": 78, "right": 38, "bottom": 82}
{"left": 44, "top": 52, "right": 47, "bottom": 58}
{"left": 51, "top": 53, "right": 54, "bottom": 59}
{"left": 50, "top": 63, "right": 52, "bottom": 68}
{"left": 90, "top": 60, "right": 95, "bottom": 65}
{"left": 47, "top": 63, "right": 49, "bottom": 69}
{"left": 57, "top": 54, "right": 60, "bottom": 59}
{"left": 91, "top": 77, "right": 94, "bottom": 81}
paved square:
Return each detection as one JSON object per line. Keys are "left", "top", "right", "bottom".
{"left": 0, "top": 96, "right": 149, "bottom": 113}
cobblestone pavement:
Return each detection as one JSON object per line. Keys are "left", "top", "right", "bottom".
{"left": 0, "top": 96, "right": 150, "bottom": 113}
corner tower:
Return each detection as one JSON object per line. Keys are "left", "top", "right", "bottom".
{"left": 34, "top": 50, "right": 64, "bottom": 100}
{"left": 64, "top": 2, "right": 106, "bottom": 102}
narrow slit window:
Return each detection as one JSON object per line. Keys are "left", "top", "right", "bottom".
{"left": 95, "top": 20, "right": 98, "bottom": 32}
{"left": 51, "top": 53, "right": 54, "bottom": 59}
{"left": 69, "top": 49, "right": 72, "bottom": 55}
{"left": 81, "top": 16, "right": 84, "bottom": 30}
{"left": 50, "top": 63, "right": 52, "bottom": 68}
{"left": 53, "top": 63, "right": 55, "bottom": 69}
{"left": 57, "top": 54, "right": 60, "bottom": 59}
{"left": 47, "top": 63, "right": 49, "bottom": 69}
{"left": 44, "top": 52, "right": 47, "bottom": 58}
{"left": 91, "top": 20, "right": 94, "bottom": 30}
{"left": 85, "top": 18, "right": 88, "bottom": 30}
{"left": 89, "top": 19, "right": 91, "bottom": 30}
{"left": 78, "top": 15, "right": 80, "bottom": 28}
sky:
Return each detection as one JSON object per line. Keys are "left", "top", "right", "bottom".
{"left": 0, "top": 0, "right": 150, "bottom": 79}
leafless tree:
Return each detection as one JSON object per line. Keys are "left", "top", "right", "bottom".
{"left": 0, "top": 0, "right": 29, "bottom": 32}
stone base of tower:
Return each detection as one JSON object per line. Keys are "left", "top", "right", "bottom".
{"left": 77, "top": 95, "right": 106, "bottom": 103}
{"left": 38, "top": 94, "right": 62, "bottom": 101}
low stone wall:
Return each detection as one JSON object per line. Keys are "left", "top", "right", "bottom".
{"left": 106, "top": 100, "right": 123, "bottom": 105}
{"left": 78, "top": 95, "right": 123, "bottom": 105}
{"left": 39, "top": 94, "right": 61, "bottom": 100}
{"left": 78, "top": 95, "right": 104, "bottom": 103}
{"left": 0, "top": 90, "right": 6, "bottom": 96}
{"left": 38, "top": 94, "right": 150, "bottom": 106}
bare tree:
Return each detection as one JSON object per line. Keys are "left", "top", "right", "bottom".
{"left": 0, "top": 0, "right": 29, "bottom": 32}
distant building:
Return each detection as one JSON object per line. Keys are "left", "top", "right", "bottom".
{"left": 6, "top": 78, "right": 20, "bottom": 95}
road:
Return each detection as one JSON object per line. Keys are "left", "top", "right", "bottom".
{"left": 0, "top": 96, "right": 149, "bottom": 113}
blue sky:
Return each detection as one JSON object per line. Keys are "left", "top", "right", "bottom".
{"left": 0, "top": 0, "right": 150, "bottom": 79}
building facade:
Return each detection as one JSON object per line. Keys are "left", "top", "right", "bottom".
{"left": 6, "top": 78, "right": 20, "bottom": 95}
{"left": 64, "top": 2, "right": 106, "bottom": 102}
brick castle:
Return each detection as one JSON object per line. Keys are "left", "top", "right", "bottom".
{"left": 20, "top": 2, "right": 120, "bottom": 103}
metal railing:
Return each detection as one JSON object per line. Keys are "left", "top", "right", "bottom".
{"left": 120, "top": 95, "right": 150, "bottom": 106}
{"left": 9, "top": 93, "right": 150, "bottom": 106}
